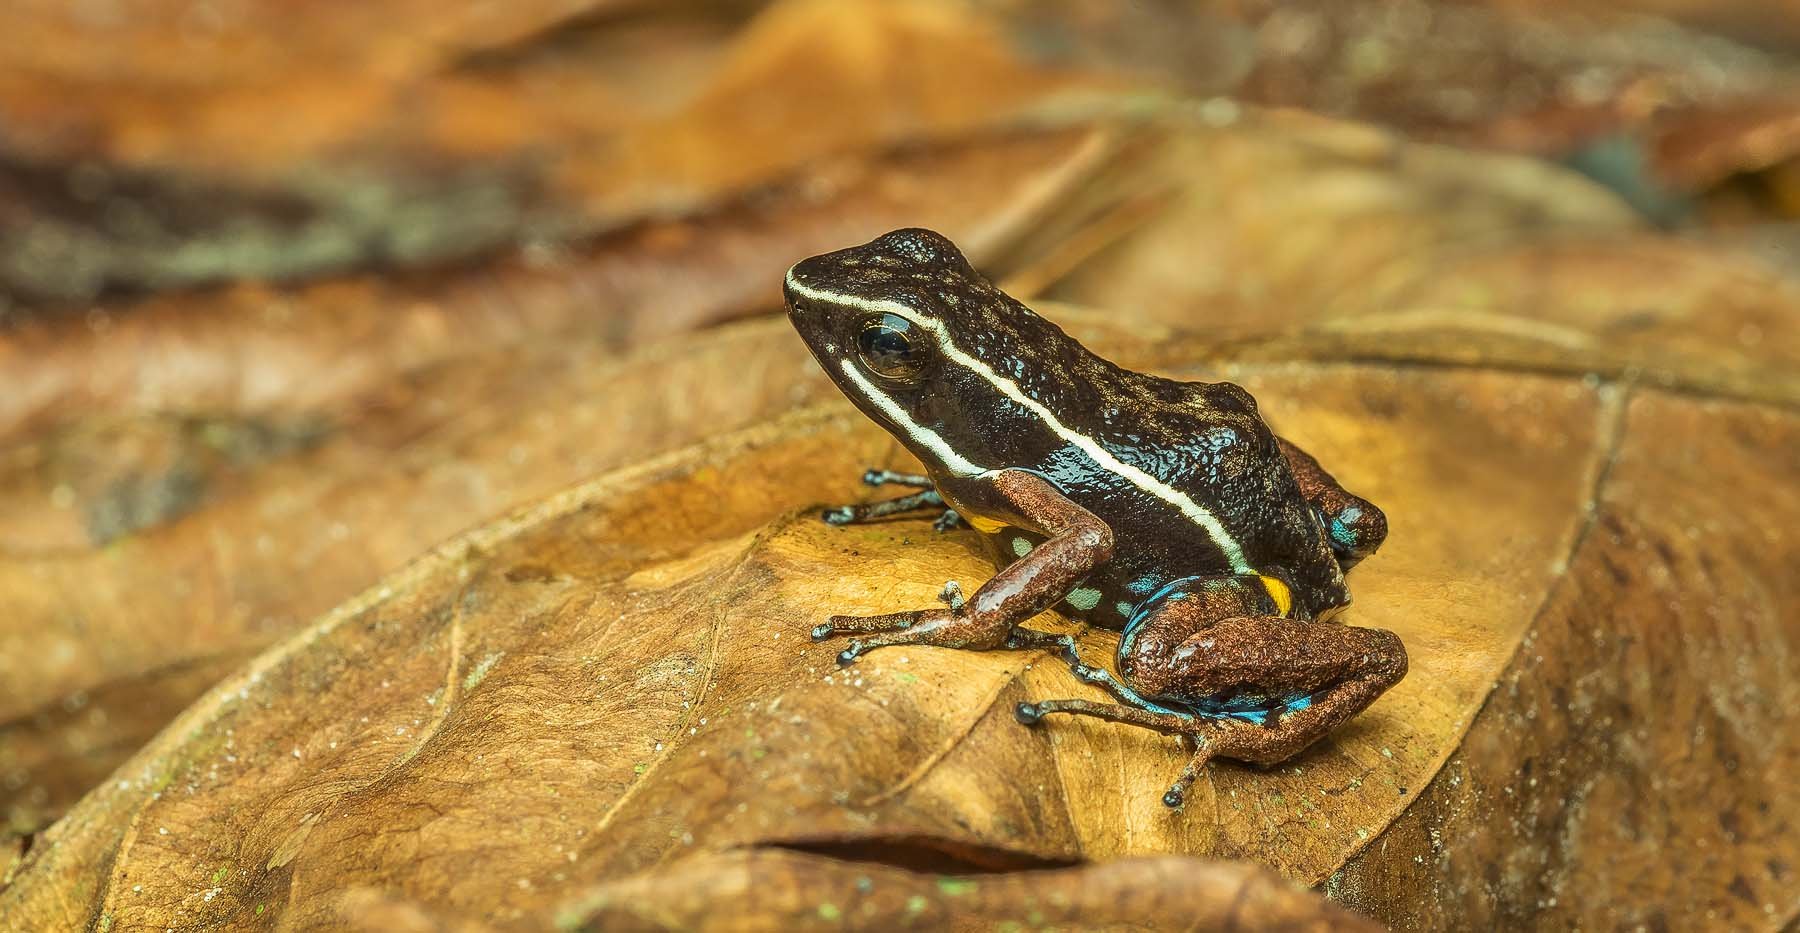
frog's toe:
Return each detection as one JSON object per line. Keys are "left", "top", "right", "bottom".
{"left": 1014, "top": 702, "right": 1044, "bottom": 725}
{"left": 860, "top": 468, "right": 885, "bottom": 487}
{"left": 936, "top": 580, "right": 965, "bottom": 610}
{"left": 820, "top": 506, "right": 856, "bottom": 525}
{"left": 836, "top": 643, "right": 864, "bottom": 667}
{"left": 1162, "top": 786, "right": 1186, "bottom": 809}
{"left": 810, "top": 622, "right": 836, "bottom": 642}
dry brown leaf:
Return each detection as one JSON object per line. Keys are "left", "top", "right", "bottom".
{"left": 1036, "top": 111, "right": 1799, "bottom": 404}
{"left": 0, "top": 126, "right": 1114, "bottom": 440}
{"left": 0, "top": 349, "right": 1644, "bottom": 926}
{"left": 7, "top": 109, "right": 1799, "bottom": 917}
{"left": 554, "top": 848, "right": 1378, "bottom": 932}
{"left": 0, "top": 0, "right": 1124, "bottom": 303}
{"left": 1329, "top": 390, "right": 1799, "bottom": 928}
{"left": 999, "top": 0, "right": 1800, "bottom": 160}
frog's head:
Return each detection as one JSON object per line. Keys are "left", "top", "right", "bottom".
{"left": 784, "top": 228, "right": 1093, "bottom": 478}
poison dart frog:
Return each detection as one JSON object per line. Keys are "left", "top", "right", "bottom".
{"left": 783, "top": 229, "right": 1406, "bottom": 808}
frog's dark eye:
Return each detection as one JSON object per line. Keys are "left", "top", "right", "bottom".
{"left": 857, "top": 314, "right": 926, "bottom": 380}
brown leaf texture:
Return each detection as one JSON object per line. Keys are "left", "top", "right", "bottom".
{"left": 2, "top": 350, "right": 1626, "bottom": 927}
{"left": 3, "top": 103, "right": 1798, "bottom": 928}
{"left": 553, "top": 848, "right": 1378, "bottom": 932}
{"left": 0, "top": 0, "right": 1114, "bottom": 302}
{"left": 2, "top": 2, "right": 1798, "bottom": 917}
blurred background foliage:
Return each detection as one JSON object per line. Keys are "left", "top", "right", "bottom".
{"left": 5, "top": 0, "right": 1800, "bottom": 312}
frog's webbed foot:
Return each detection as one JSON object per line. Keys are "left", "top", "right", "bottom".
{"left": 818, "top": 468, "right": 965, "bottom": 529}
{"left": 936, "top": 580, "right": 966, "bottom": 610}
{"left": 1012, "top": 698, "right": 1235, "bottom": 808}
{"left": 861, "top": 468, "right": 935, "bottom": 489}
{"left": 1002, "top": 628, "right": 1079, "bottom": 665}
{"left": 819, "top": 488, "right": 945, "bottom": 526}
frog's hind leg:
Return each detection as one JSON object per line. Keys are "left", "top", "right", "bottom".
{"left": 1277, "top": 437, "right": 1387, "bottom": 569}
{"left": 1018, "top": 576, "right": 1406, "bottom": 808}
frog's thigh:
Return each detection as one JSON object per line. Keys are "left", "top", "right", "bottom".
{"left": 1128, "top": 606, "right": 1407, "bottom": 767}
{"left": 1117, "top": 574, "right": 1289, "bottom": 675}
{"left": 1145, "top": 614, "right": 1403, "bottom": 699}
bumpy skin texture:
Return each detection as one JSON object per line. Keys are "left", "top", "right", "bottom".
{"left": 784, "top": 228, "right": 1406, "bottom": 807}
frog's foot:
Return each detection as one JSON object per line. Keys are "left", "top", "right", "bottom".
{"left": 936, "top": 580, "right": 966, "bottom": 610}
{"left": 1002, "top": 627, "right": 1079, "bottom": 664}
{"left": 1065, "top": 664, "right": 1194, "bottom": 714}
{"left": 1164, "top": 738, "right": 1221, "bottom": 809}
{"left": 861, "top": 468, "right": 935, "bottom": 489}
{"left": 932, "top": 509, "right": 967, "bottom": 533}
{"left": 1011, "top": 698, "right": 1222, "bottom": 808}
{"left": 819, "top": 488, "right": 945, "bottom": 526}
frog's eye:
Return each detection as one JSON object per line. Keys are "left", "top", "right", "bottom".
{"left": 857, "top": 313, "right": 926, "bottom": 380}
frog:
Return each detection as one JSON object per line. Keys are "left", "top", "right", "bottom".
{"left": 783, "top": 228, "right": 1406, "bottom": 808}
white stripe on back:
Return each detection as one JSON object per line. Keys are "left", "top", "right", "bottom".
{"left": 787, "top": 273, "right": 1251, "bottom": 573}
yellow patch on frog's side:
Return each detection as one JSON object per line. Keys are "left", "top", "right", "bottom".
{"left": 964, "top": 514, "right": 1006, "bottom": 533}
{"left": 1259, "top": 574, "right": 1294, "bottom": 617}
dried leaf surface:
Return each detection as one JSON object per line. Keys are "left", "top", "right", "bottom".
{"left": 554, "top": 848, "right": 1378, "bottom": 932}
{"left": 1037, "top": 113, "right": 1799, "bottom": 405}
{"left": 0, "top": 5, "right": 1795, "bottom": 918}
{"left": 2, "top": 352, "right": 1620, "bottom": 926}
{"left": 1330, "top": 390, "right": 1800, "bottom": 929}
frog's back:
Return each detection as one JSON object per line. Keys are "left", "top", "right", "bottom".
{"left": 975, "top": 370, "right": 1349, "bottom": 628}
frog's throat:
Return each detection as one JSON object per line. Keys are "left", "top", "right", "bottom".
{"left": 787, "top": 275, "right": 1253, "bottom": 575}
{"left": 837, "top": 359, "right": 986, "bottom": 477}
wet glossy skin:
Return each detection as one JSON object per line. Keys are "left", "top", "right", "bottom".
{"left": 784, "top": 229, "right": 1406, "bottom": 807}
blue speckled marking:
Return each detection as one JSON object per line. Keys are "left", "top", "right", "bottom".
{"left": 1183, "top": 692, "right": 1315, "bottom": 725}
{"left": 1118, "top": 576, "right": 1202, "bottom": 663}
{"left": 1328, "top": 506, "right": 1364, "bottom": 549}
{"left": 1126, "top": 576, "right": 1159, "bottom": 595}
{"left": 1066, "top": 587, "right": 1102, "bottom": 611}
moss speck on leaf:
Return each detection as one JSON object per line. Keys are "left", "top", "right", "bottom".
{"left": 936, "top": 877, "right": 977, "bottom": 896}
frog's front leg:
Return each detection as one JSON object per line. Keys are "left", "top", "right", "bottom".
{"left": 819, "top": 468, "right": 966, "bottom": 530}
{"left": 820, "top": 488, "right": 945, "bottom": 526}
{"left": 813, "top": 469, "right": 1112, "bottom": 667}
{"left": 1278, "top": 438, "right": 1387, "bottom": 570}
{"left": 1019, "top": 575, "right": 1406, "bottom": 808}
